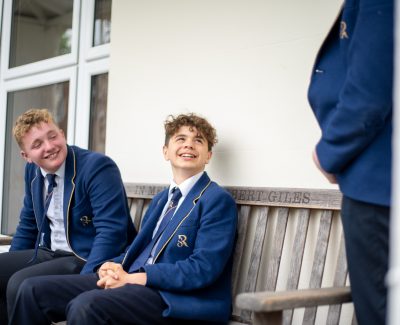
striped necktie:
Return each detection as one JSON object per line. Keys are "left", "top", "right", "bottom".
{"left": 30, "top": 174, "right": 57, "bottom": 262}
{"left": 44, "top": 174, "right": 57, "bottom": 215}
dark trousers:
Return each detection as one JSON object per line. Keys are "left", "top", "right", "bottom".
{"left": 0, "top": 248, "right": 84, "bottom": 325}
{"left": 9, "top": 273, "right": 224, "bottom": 325}
{"left": 341, "top": 196, "right": 390, "bottom": 325}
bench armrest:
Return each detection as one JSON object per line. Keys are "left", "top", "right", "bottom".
{"left": 0, "top": 235, "right": 12, "bottom": 246}
{"left": 236, "top": 286, "right": 352, "bottom": 312}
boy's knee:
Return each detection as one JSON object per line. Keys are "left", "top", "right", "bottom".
{"left": 9, "top": 276, "right": 37, "bottom": 300}
{"left": 66, "top": 292, "right": 104, "bottom": 325}
{"left": 6, "top": 271, "right": 26, "bottom": 301}
{"left": 7, "top": 276, "right": 38, "bottom": 317}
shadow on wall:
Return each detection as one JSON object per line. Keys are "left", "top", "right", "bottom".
{"left": 208, "top": 143, "right": 235, "bottom": 184}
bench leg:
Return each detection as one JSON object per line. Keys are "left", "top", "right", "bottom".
{"left": 253, "top": 311, "right": 283, "bottom": 325}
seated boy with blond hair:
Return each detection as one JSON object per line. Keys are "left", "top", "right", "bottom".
{"left": 0, "top": 108, "right": 134, "bottom": 324}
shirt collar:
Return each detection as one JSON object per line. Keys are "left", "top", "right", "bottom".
{"left": 169, "top": 171, "right": 204, "bottom": 198}
{"left": 40, "top": 161, "right": 66, "bottom": 179}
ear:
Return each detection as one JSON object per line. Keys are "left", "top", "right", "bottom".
{"left": 20, "top": 150, "right": 32, "bottom": 163}
{"left": 205, "top": 151, "right": 212, "bottom": 164}
{"left": 163, "top": 145, "right": 170, "bottom": 161}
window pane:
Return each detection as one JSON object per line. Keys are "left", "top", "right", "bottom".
{"left": 2, "top": 82, "right": 69, "bottom": 235}
{"left": 9, "top": 0, "right": 74, "bottom": 68}
{"left": 89, "top": 73, "right": 108, "bottom": 153}
{"left": 93, "top": 0, "right": 111, "bottom": 46}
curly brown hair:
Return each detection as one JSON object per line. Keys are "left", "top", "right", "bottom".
{"left": 13, "top": 109, "right": 56, "bottom": 148}
{"left": 164, "top": 113, "right": 217, "bottom": 151}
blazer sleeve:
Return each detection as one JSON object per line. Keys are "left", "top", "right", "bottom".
{"left": 316, "top": 0, "right": 393, "bottom": 173}
{"left": 143, "top": 191, "right": 237, "bottom": 292}
{"left": 79, "top": 155, "right": 133, "bottom": 273}
{"left": 10, "top": 164, "right": 38, "bottom": 250}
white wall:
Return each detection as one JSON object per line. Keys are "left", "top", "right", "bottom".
{"left": 107, "top": 0, "right": 342, "bottom": 189}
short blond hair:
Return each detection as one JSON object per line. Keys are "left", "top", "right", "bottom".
{"left": 13, "top": 109, "right": 55, "bottom": 148}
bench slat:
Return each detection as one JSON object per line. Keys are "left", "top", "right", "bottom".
{"left": 264, "top": 208, "right": 289, "bottom": 291}
{"left": 134, "top": 198, "right": 145, "bottom": 231}
{"left": 226, "top": 187, "right": 342, "bottom": 210}
{"left": 241, "top": 206, "right": 270, "bottom": 321}
{"left": 303, "top": 210, "right": 333, "bottom": 324}
{"left": 326, "top": 234, "right": 349, "bottom": 325}
{"left": 283, "top": 208, "right": 311, "bottom": 324}
{"left": 232, "top": 205, "right": 252, "bottom": 298}
{"left": 287, "top": 209, "right": 311, "bottom": 289}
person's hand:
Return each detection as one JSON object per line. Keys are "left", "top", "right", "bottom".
{"left": 97, "top": 262, "right": 147, "bottom": 289}
{"left": 97, "top": 262, "right": 121, "bottom": 280}
{"left": 312, "top": 148, "right": 337, "bottom": 184}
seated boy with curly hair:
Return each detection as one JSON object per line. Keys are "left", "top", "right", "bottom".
{"left": 10, "top": 113, "right": 238, "bottom": 325}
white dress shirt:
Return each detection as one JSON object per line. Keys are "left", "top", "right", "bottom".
{"left": 41, "top": 162, "right": 71, "bottom": 252}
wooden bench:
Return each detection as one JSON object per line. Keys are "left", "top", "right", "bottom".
{"left": 1, "top": 183, "right": 355, "bottom": 324}
{"left": 0, "top": 235, "right": 12, "bottom": 246}
{"left": 125, "top": 183, "right": 355, "bottom": 325}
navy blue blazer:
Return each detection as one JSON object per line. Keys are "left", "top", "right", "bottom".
{"left": 10, "top": 145, "right": 135, "bottom": 274}
{"left": 114, "top": 172, "right": 238, "bottom": 322}
{"left": 308, "top": 0, "right": 393, "bottom": 206}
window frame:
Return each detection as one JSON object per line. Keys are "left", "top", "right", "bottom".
{"left": 0, "top": 0, "right": 111, "bottom": 232}
{"left": 75, "top": 57, "right": 109, "bottom": 148}
{"left": 0, "top": 66, "right": 77, "bottom": 228}
{"left": 82, "top": 0, "right": 110, "bottom": 62}
{"left": 0, "top": 0, "right": 80, "bottom": 80}
{"left": 75, "top": 0, "right": 110, "bottom": 148}
{"left": 0, "top": 0, "right": 3, "bottom": 37}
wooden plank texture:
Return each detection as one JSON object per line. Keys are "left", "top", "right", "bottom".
{"left": 263, "top": 208, "right": 289, "bottom": 291}
{"left": 327, "top": 234, "right": 349, "bottom": 325}
{"left": 240, "top": 206, "right": 270, "bottom": 321}
{"left": 236, "top": 287, "right": 352, "bottom": 312}
{"left": 0, "top": 235, "right": 12, "bottom": 245}
{"left": 284, "top": 208, "right": 311, "bottom": 324}
{"left": 303, "top": 210, "right": 333, "bottom": 324}
{"left": 133, "top": 198, "right": 145, "bottom": 231}
{"left": 226, "top": 186, "right": 342, "bottom": 210}
{"left": 286, "top": 209, "right": 311, "bottom": 290}
{"left": 123, "top": 183, "right": 342, "bottom": 210}
{"left": 232, "top": 205, "right": 252, "bottom": 298}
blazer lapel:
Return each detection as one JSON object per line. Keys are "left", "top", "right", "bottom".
{"left": 138, "top": 194, "right": 167, "bottom": 243}
{"left": 63, "top": 145, "right": 76, "bottom": 228}
{"left": 122, "top": 192, "right": 168, "bottom": 266}
{"left": 153, "top": 173, "right": 212, "bottom": 262}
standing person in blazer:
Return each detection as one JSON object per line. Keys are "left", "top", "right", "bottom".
{"left": 308, "top": 0, "right": 393, "bottom": 323}
{"left": 9, "top": 113, "right": 238, "bottom": 325}
{"left": 0, "top": 109, "right": 135, "bottom": 324}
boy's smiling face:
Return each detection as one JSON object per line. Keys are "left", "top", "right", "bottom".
{"left": 20, "top": 121, "right": 67, "bottom": 173}
{"left": 163, "top": 126, "right": 212, "bottom": 182}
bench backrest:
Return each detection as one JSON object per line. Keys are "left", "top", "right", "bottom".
{"left": 124, "top": 183, "right": 352, "bottom": 325}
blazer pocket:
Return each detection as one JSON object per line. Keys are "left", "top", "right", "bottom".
{"left": 71, "top": 202, "right": 94, "bottom": 228}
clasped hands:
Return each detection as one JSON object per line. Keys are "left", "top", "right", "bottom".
{"left": 97, "top": 262, "right": 147, "bottom": 289}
